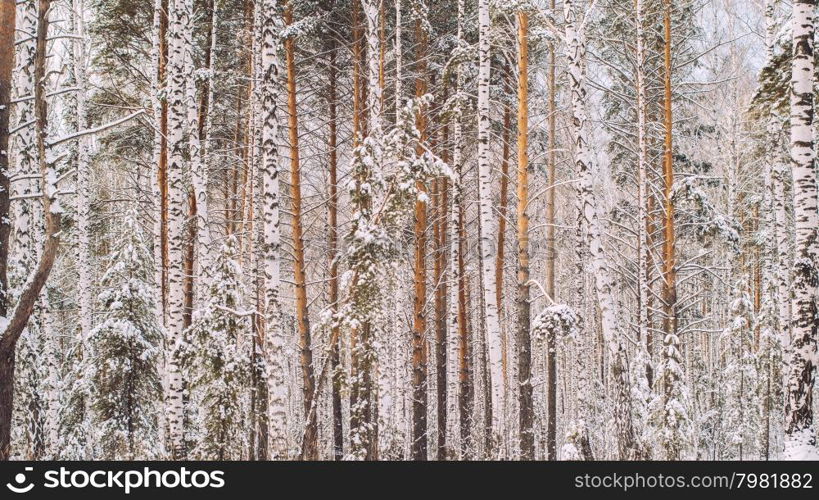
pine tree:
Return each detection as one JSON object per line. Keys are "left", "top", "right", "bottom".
{"left": 184, "top": 236, "right": 249, "bottom": 460}
{"left": 88, "top": 210, "right": 163, "bottom": 460}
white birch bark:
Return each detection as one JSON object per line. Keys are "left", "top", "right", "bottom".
{"left": 9, "top": 1, "right": 43, "bottom": 459}
{"left": 761, "top": 2, "right": 789, "bottom": 372}
{"left": 73, "top": 0, "right": 91, "bottom": 341}
{"left": 564, "top": 0, "right": 638, "bottom": 459}
{"left": 445, "top": 0, "right": 465, "bottom": 455}
{"left": 184, "top": 0, "right": 211, "bottom": 278}
{"left": 165, "top": 0, "right": 190, "bottom": 459}
{"left": 148, "top": 0, "right": 169, "bottom": 450}
{"left": 364, "top": 0, "right": 382, "bottom": 138}
{"left": 394, "top": 0, "right": 401, "bottom": 116}
{"left": 259, "top": 0, "right": 288, "bottom": 459}
{"left": 476, "top": 0, "right": 505, "bottom": 447}
{"left": 635, "top": 0, "right": 649, "bottom": 354}
{"left": 784, "top": 0, "right": 819, "bottom": 460}
{"left": 10, "top": 0, "right": 38, "bottom": 290}
{"left": 201, "top": 1, "right": 218, "bottom": 163}
{"left": 774, "top": 166, "right": 791, "bottom": 347}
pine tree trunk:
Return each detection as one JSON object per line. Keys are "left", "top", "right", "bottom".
{"left": 411, "top": 14, "right": 429, "bottom": 461}
{"left": 347, "top": 0, "right": 377, "bottom": 461}
{"left": 326, "top": 27, "right": 343, "bottom": 462}
{"left": 515, "top": 11, "right": 534, "bottom": 460}
{"left": 784, "top": 0, "right": 819, "bottom": 459}
{"left": 660, "top": 0, "right": 682, "bottom": 460}
{"left": 496, "top": 81, "right": 511, "bottom": 391}
{"left": 156, "top": 0, "right": 169, "bottom": 328}
{"left": 282, "top": 3, "right": 318, "bottom": 461}
{"left": 445, "top": 0, "right": 470, "bottom": 459}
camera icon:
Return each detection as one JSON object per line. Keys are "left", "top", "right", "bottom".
{"left": 6, "top": 467, "right": 34, "bottom": 494}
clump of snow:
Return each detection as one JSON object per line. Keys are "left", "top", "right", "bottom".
{"left": 532, "top": 303, "right": 580, "bottom": 341}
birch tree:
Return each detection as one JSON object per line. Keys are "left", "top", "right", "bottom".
{"left": 564, "top": 0, "right": 640, "bottom": 460}
{"left": 0, "top": 0, "right": 63, "bottom": 461}
{"left": 164, "top": 0, "right": 191, "bottom": 459}
{"left": 784, "top": 0, "right": 819, "bottom": 460}
{"left": 258, "top": 0, "right": 288, "bottom": 459}
{"left": 477, "top": 0, "right": 505, "bottom": 451}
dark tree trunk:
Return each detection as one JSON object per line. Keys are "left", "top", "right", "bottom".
{"left": 0, "top": 348, "right": 16, "bottom": 460}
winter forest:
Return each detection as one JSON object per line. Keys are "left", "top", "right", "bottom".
{"left": 0, "top": 0, "right": 817, "bottom": 462}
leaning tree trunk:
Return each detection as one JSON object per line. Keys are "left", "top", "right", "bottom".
{"left": 784, "top": 0, "right": 819, "bottom": 460}
{"left": 0, "top": 0, "right": 62, "bottom": 461}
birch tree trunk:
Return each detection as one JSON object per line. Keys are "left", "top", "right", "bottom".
{"left": 0, "top": 0, "right": 15, "bottom": 333}
{"left": 760, "top": 0, "right": 780, "bottom": 459}
{"left": 73, "top": 0, "right": 91, "bottom": 341}
{"left": 564, "top": 0, "right": 639, "bottom": 460}
{"left": 9, "top": 0, "right": 37, "bottom": 307}
{"left": 185, "top": 0, "right": 210, "bottom": 278}
{"left": 0, "top": 2, "right": 15, "bottom": 457}
{"left": 784, "top": 0, "right": 819, "bottom": 460}
{"left": 165, "top": 0, "right": 191, "bottom": 459}
{"left": 155, "top": 1, "right": 170, "bottom": 329}
{"left": 149, "top": 0, "right": 169, "bottom": 445}
{"left": 0, "top": 0, "right": 63, "bottom": 461}
{"left": 259, "top": 0, "right": 288, "bottom": 459}
{"left": 477, "top": 0, "right": 505, "bottom": 451}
